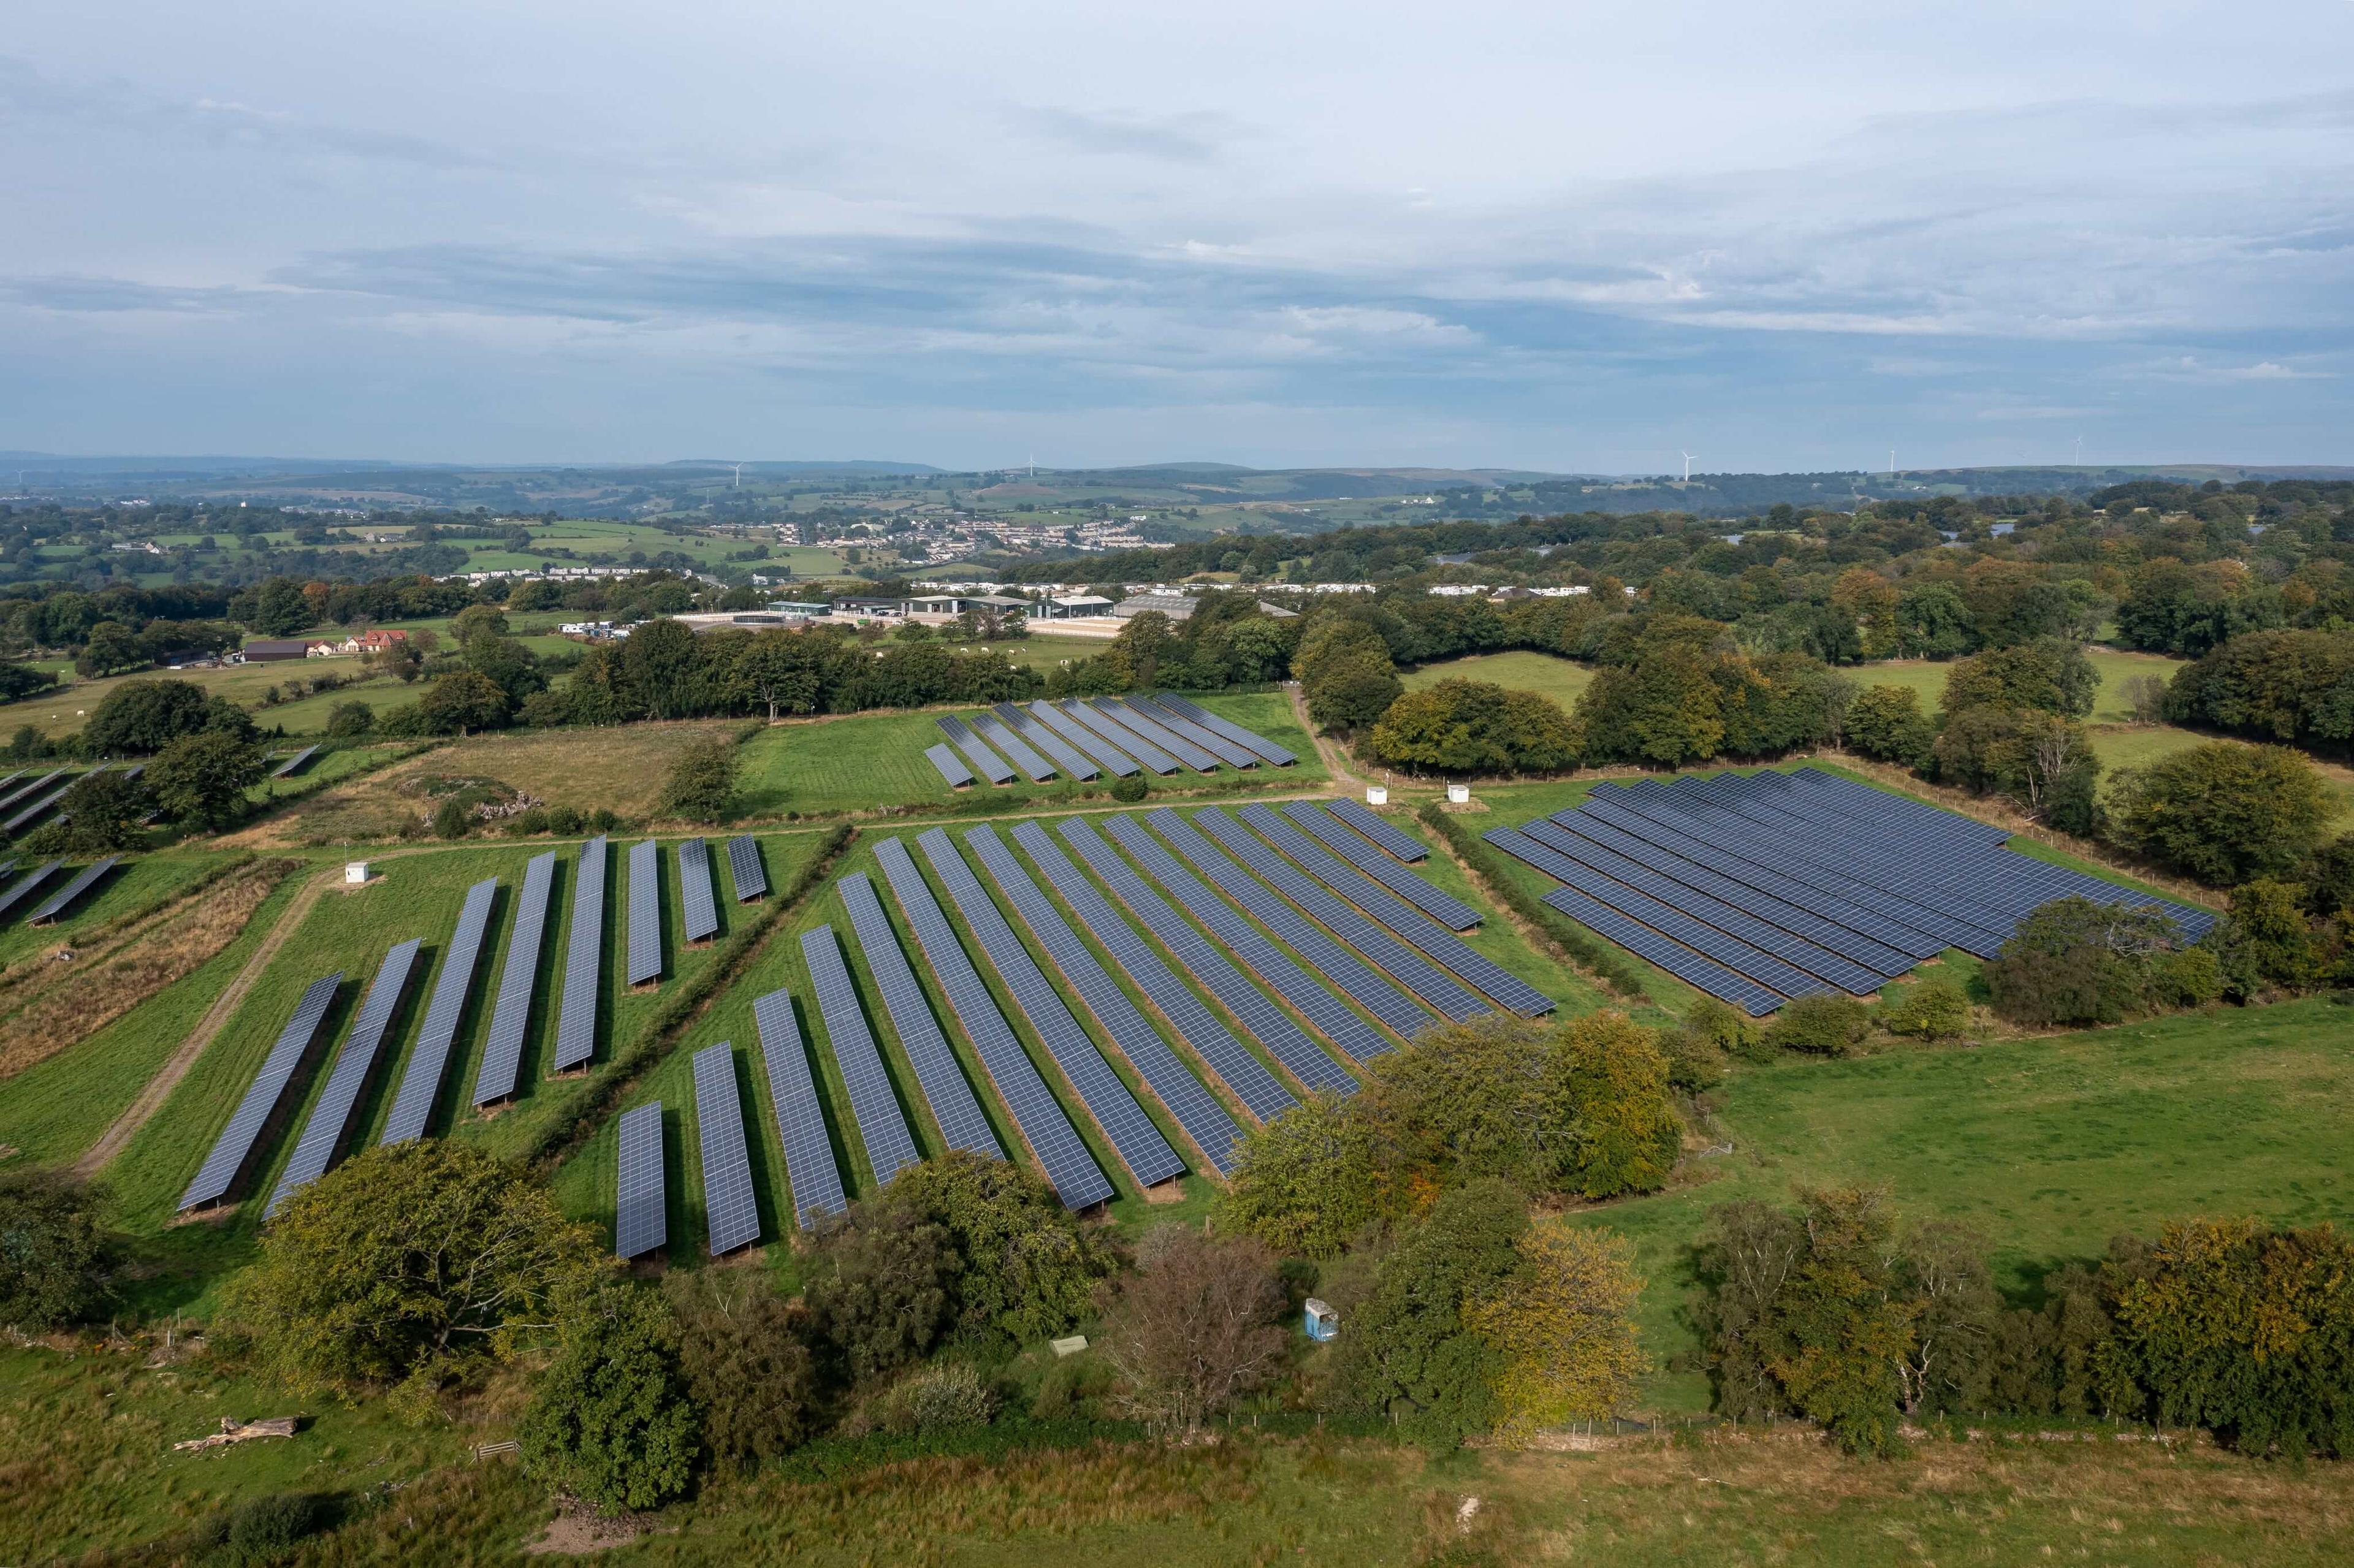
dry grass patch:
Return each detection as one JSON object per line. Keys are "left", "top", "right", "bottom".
{"left": 0, "top": 858, "right": 298, "bottom": 1079}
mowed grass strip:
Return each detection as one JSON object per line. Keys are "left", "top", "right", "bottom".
{"left": 1400, "top": 648, "right": 1598, "bottom": 710}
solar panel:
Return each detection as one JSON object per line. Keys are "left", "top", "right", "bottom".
{"left": 967, "top": 824, "right": 1244, "bottom": 1174}
{"left": 1066, "top": 701, "right": 1182, "bottom": 774}
{"left": 1325, "top": 796, "right": 1428, "bottom": 861}
{"left": 1100, "top": 813, "right": 1393, "bottom": 1067}
{"left": 1284, "top": 801, "right": 1470, "bottom": 926}
{"left": 752, "top": 988, "right": 848, "bottom": 1227}
{"left": 471, "top": 850, "right": 556, "bottom": 1104}
{"left": 1124, "top": 695, "right": 1259, "bottom": 768}
{"left": 626, "top": 839, "right": 663, "bottom": 987}
{"left": 1152, "top": 693, "right": 1297, "bottom": 766}
{"left": 726, "top": 834, "right": 768, "bottom": 901}
{"left": 837, "top": 871, "right": 1004, "bottom": 1159}
{"left": 1146, "top": 809, "right": 1436, "bottom": 1041}
{"left": 551, "top": 836, "right": 608, "bottom": 1072}
{"left": 1242, "top": 805, "right": 1553, "bottom": 1014}
{"left": 926, "top": 743, "right": 977, "bottom": 788}
{"left": 970, "top": 712, "right": 1057, "bottom": 782}
{"left": 269, "top": 939, "right": 422, "bottom": 1216}
{"left": 26, "top": 855, "right": 118, "bottom": 924}
{"left": 0, "top": 859, "right": 64, "bottom": 924}
{"left": 381, "top": 877, "right": 498, "bottom": 1145}
{"left": 1097, "top": 698, "right": 1219, "bottom": 772}
{"left": 936, "top": 714, "right": 1017, "bottom": 784}
{"left": 1027, "top": 701, "right": 1141, "bottom": 776}
{"left": 178, "top": 972, "right": 344, "bottom": 1211}
{"left": 678, "top": 837, "right": 720, "bottom": 944}
{"left": 692, "top": 1043, "right": 762, "bottom": 1255}
{"left": 614, "top": 1101, "right": 667, "bottom": 1258}
{"left": 918, "top": 828, "right": 1185, "bottom": 1187}
{"left": 1056, "top": 816, "right": 1353, "bottom": 1098}
{"left": 0, "top": 769, "right": 67, "bottom": 812}
{"left": 872, "top": 836, "right": 1113, "bottom": 1209}
{"left": 799, "top": 924, "right": 922, "bottom": 1186}
{"left": 1200, "top": 807, "right": 1490, "bottom": 1021}
{"left": 994, "top": 702, "right": 1099, "bottom": 780}
{"left": 269, "top": 745, "right": 319, "bottom": 779}
{"left": 3, "top": 775, "right": 78, "bottom": 834}
{"left": 1016, "top": 820, "right": 1297, "bottom": 1125}
{"left": 0, "top": 857, "right": 17, "bottom": 885}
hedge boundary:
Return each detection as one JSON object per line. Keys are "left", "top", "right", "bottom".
{"left": 1417, "top": 801, "right": 1651, "bottom": 1003}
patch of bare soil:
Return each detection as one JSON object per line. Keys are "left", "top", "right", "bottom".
{"left": 524, "top": 1500, "right": 647, "bottom": 1555}
{"left": 0, "top": 858, "right": 297, "bottom": 1081}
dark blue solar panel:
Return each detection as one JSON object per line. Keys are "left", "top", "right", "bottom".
{"left": 614, "top": 1101, "right": 666, "bottom": 1258}
{"left": 837, "top": 870, "right": 1004, "bottom": 1160}
{"left": 995, "top": 703, "right": 1099, "bottom": 780}
{"left": 918, "top": 828, "right": 1185, "bottom": 1188}
{"left": 1102, "top": 814, "right": 1393, "bottom": 1065}
{"left": 1124, "top": 695, "right": 1259, "bottom": 768}
{"left": 800, "top": 924, "right": 921, "bottom": 1186}
{"left": 926, "top": 743, "right": 977, "bottom": 788}
{"left": 967, "top": 824, "right": 1244, "bottom": 1174}
{"left": 382, "top": 875, "right": 498, "bottom": 1144}
{"left": 26, "top": 855, "right": 118, "bottom": 924}
{"left": 551, "top": 836, "right": 608, "bottom": 1072}
{"left": 626, "top": 839, "right": 663, "bottom": 987}
{"left": 1028, "top": 701, "right": 1140, "bottom": 776}
{"left": 1153, "top": 693, "right": 1297, "bottom": 766}
{"left": 1097, "top": 698, "right": 1219, "bottom": 772}
{"left": 1062, "top": 701, "right": 1180, "bottom": 774}
{"left": 0, "top": 859, "right": 63, "bottom": 924}
{"left": 1147, "top": 809, "right": 1437, "bottom": 1040}
{"left": 752, "top": 988, "right": 848, "bottom": 1227}
{"left": 936, "top": 714, "right": 1017, "bottom": 784}
{"left": 970, "top": 712, "right": 1057, "bottom": 782}
{"left": 270, "top": 939, "right": 421, "bottom": 1216}
{"left": 1202, "top": 807, "right": 1490, "bottom": 1021}
{"left": 678, "top": 838, "right": 720, "bottom": 944}
{"left": 726, "top": 834, "right": 768, "bottom": 901}
{"left": 178, "top": 972, "right": 344, "bottom": 1211}
{"left": 1325, "top": 796, "right": 1426, "bottom": 861}
{"left": 1017, "top": 821, "right": 1296, "bottom": 1124}
{"left": 1060, "top": 816, "right": 1355, "bottom": 1098}
{"left": 692, "top": 1043, "right": 761, "bottom": 1255}
{"left": 1283, "top": 802, "right": 1470, "bottom": 925}
{"left": 872, "top": 836, "right": 1113, "bottom": 1209}
{"left": 269, "top": 745, "right": 318, "bottom": 779}
{"left": 472, "top": 850, "right": 556, "bottom": 1104}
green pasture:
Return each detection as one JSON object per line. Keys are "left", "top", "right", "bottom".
{"left": 1401, "top": 648, "right": 1596, "bottom": 710}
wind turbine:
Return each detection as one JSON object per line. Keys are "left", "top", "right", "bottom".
{"left": 1679, "top": 451, "right": 1697, "bottom": 482}
{"left": 2071, "top": 435, "right": 2084, "bottom": 466}
{"left": 729, "top": 463, "right": 743, "bottom": 489}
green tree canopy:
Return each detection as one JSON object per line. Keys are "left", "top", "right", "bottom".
{"left": 83, "top": 677, "right": 256, "bottom": 755}
{"left": 518, "top": 1284, "right": 699, "bottom": 1513}
{"left": 145, "top": 728, "right": 264, "bottom": 830}
{"left": 2106, "top": 740, "right": 2329, "bottom": 884}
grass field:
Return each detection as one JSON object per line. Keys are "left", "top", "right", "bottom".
{"left": 1849, "top": 647, "right": 2186, "bottom": 724}
{"left": 1579, "top": 993, "right": 2354, "bottom": 1411}
{"left": 1401, "top": 648, "right": 1597, "bottom": 710}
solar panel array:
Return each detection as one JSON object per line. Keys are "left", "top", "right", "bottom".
{"left": 926, "top": 742, "right": 977, "bottom": 788}
{"left": 971, "top": 712, "right": 1057, "bottom": 782}
{"left": 1016, "top": 820, "right": 1297, "bottom": 1124}
{"left": 1241, "top": 804, "right": 1553, "bottom": 1015}
{"left": 1153, "top": 692, "right": 1298, "bottom": 766}
{"left": 381, "top": 877, "right": 498, "bottom": 1145}
{"left": 3, "top": 773, "right": 80, "bottom": 834}
{"left": 1489, "top": 766, "right": 2219, "bottom": 1015}
{"left": 270, "top": 744, "right": 319, "bottom": 779}
{"left": 966, "top": 824, "right": 1243, "bottom": 1174}
{"left": 0, "top": 859, "right": 63, "bottom": 924}
{"left": 0, "top": 769, "right": 68, "bottom": 813}
{"left": 799, "top": 924, "right": 922, "bottom": 1186}
{"left": 1324, "top": 796, "right": 1425, "bottom": 859}
{"left": 1282, "top": 801, "right": 1470, "bottom": 927}
{"left": 1097, "top": 698, "right": 1219, "bottom": 772}
{"left": 269, "top": 940, "right": 421, "bottom": 1216}
{"left": 837, "top": 871, "right": 1004, "bottom": 1159}
{"left": 626, "top": 839, "right": 663, "bottom": 987}
{"left": 994, "top": 702, "right": 1099, "bottom": 780}
{"left": 1064, "top": 701, "right": 1180, "bottom": 774}
{"left": 692, "top": 1044, "right": 762, "bottom": 1255}
{"left": 937, "top": 714, "right": 1017, "bottom": 784}
{"left": 918, "top": 828, "right": 1186, "bottom": 1187}
{"left": 1100, "top": 813, "right": 1392, "bottom": 1068}
{"left": 752, "top": 988, "right": 848, "bottom": 1227}
{"left": 726, "top": 834, "right": 768, "bottom": 900}
{"left": 1199, "top": 807, "right": 1488, "bottom": 1021}
{"left": 178, "top": 972, "right": 344, "bottom": 1211}
{"left": 552, "top": 836, "right": 608, "bottom": 1071}
{"left": 472, "top": 851, "right": 556, "bottom": 1104}
{"left": 614, "top": 1101, "right": 666, "bottom": 1258}
{"left": 677, "top": 837, "right": 720, "bottom": 943}
{"left": 27, "top": 855, "right": 118, "bottom": 924}
{"left": 1147, "top": 809, "right": 1433, "bottom": 1042}
{"left": 872, "top": 836, "right": 1113, "bottom": 1209}
{"left": 1028, "top": 701, "right": 1141, "bottom": 776}
{"left": 1124, "top": 695, "right": 1260, "bottom": 769}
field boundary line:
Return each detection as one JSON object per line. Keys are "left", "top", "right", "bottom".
{"left": 73, "top": 861, "right": 340, "bottom": 1178}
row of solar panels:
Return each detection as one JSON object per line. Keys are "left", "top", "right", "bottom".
{"left": 925, "top": 696, "right": 1296, "bottom": 790}
{"left": 1485, "top": 766, "right": 2219, "bottom": 1016}
{"left": 0, "top": 853, "right": 122, "bottom": 927}
{"left": 175, "top": 835, "right": 774, "bottom": 1216}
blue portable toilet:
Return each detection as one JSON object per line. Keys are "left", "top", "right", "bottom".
{"left": 1304, "top": 1298, "right": 1338, "bottom": 1342}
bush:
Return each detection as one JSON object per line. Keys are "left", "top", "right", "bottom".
{"left": 202, "top": 1492, "right": 322, "bottom": 1566}
{"left": 518, "top": 1285, "right": 699, "bottom": 1514}
{"left": 1876, "top": 974, "right": 1969, "bottom": 1039}
{"left": 2106, "top": 740, "right": 2329, "bottom": 885}
{"left": 325, "top": 699, "right": 375, "bottom": 738}
{"left": 666, "top": 1271, "right": 819, "bottom": 1469}
{"left": 657, "top": 735, "right": 739, "bottom": 823}
{"left": 431, "top": 796, "right": 472, "bottom": 838}
{"left": 0, "top": 1170, "right": 115, "bottom": 1330}
{"left": 1982, "top": 896, "right": 2185, "bottom": 1027}
{"left": 1846, "top": 685, "right": 1935, "bottom": 766}
{"left": 1110, "top": 772, "right": 1148, "bottom": 803}
{"left": 1764, "top": 994, "right": 1870, "bottom": 1054}
{"left": 1099, "top": 1225, "right": 1288, "bottom": 1432}
{"left": 889, "top": 1361, "right": 1000, "bottom": 1433}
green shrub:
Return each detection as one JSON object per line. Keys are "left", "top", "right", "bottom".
{"left": 1110, "top": 772, "right": 1148, "bottom": 803}
{"left": 1765, "top": 994, "right": 1870, "bottom": 1054}
{"left": 1877, "top": 974, "right": 1970, "bottom": 1040}
{"left": 203, "top": 1492, "right": 322, "bottom": 1566}
{"left": 519, "top": 1285, "right": 699, "bottom": 1513}
{"left": 430, "top": 796, "right": 471, "bottom": 838}
{"left": 325, "top": 699, "right": 375, "bottom": 738}
{"left": 2153, "top": 945, "right": 2225, "bottom": 1007}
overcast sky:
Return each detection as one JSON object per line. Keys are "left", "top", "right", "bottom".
{"left": 5, "top": 1, "right": 2352, "bottom": 472}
